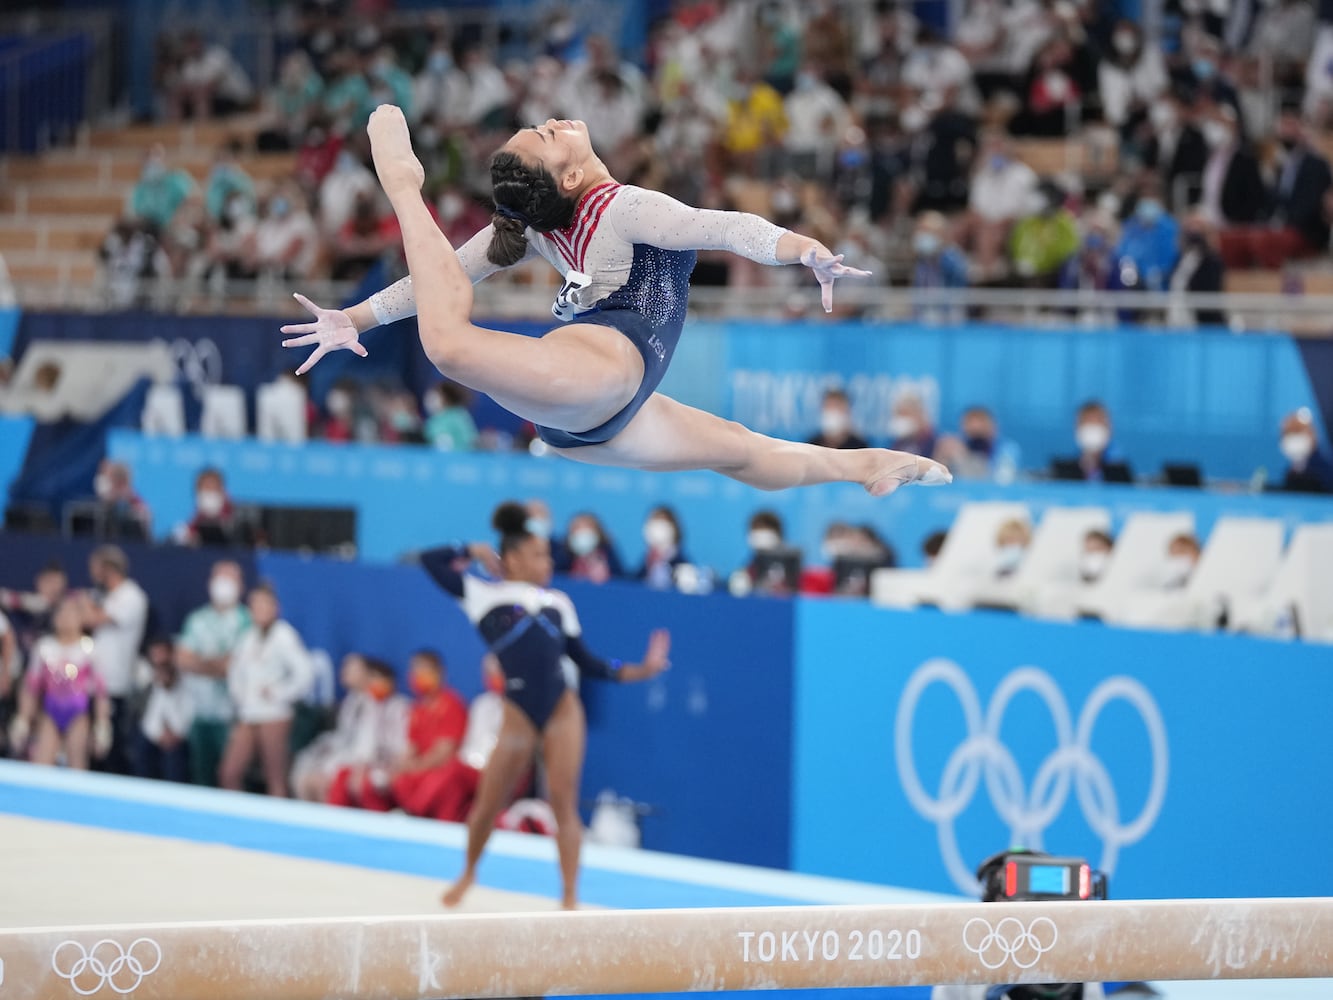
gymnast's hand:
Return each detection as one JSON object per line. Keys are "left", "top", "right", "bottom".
{"left": 641, "top": 628, "right": 671, "bottom": 677}
{"left": 801, "top": 246, "right": 872, "bottom": 314}
{"left": 367, "top": 104, "right": 425, "bottom": 200}
{"left": 280, "top": 293, "right": 368, "bottom": 375}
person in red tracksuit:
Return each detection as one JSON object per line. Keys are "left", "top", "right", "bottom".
{"left": 345, "top": 649, "right": 468, "bottom": 815}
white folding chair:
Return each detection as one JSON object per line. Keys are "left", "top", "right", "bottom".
{"left": 983, "top": 506, "right": 1112, "bottom": 616}
{"left": 199, "top": 384, "right": 247, "bottom": 439}
{"left": 1232, "top": 523, "right": 1333, "bottom": 642}
{"left": 1079, "top": 510, "right": 1195, "bottom": 623}
{"left": 256, "top": 379, "right": 308, "bottom": 443}
{"left": 141, "top": 383, "right": 186, "bottom": 437}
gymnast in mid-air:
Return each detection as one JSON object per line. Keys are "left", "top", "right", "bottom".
{"left": 282, "top": 106, "right": 950, "bottom": 496}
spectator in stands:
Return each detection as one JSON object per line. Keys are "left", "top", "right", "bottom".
{"left": 1162, "top": 533, "right": 1202, "bottom": 589}
{"left": 1167, "top": 211, "right": 1227, "bottom": 327}
{"left": 639, "top": 506, "right": 690, "bottom": 590}
{"left": 0, "top": 563, "right": 68, "bottom": 664}
{"left": 935, "top": 406, "right": 1021, "bottom": 483}
{"left": 161, "top": 193, "right": 211, "bottom": 281}
{"left": 99, "top": 218, "right": 167, "bottom": 309}
{"left": 295, "top": 117, "right": 344, "bottom": 189}
{"left": 1141, "top": 90, "right": 1207, "bottom": 210}
{"left": 992, "top": 518, "right": 1032, "bottom": 578}
{"left": 1199, "top": 104, "right": 1267, "bottom": 228}
{"left": 1079, "top": 529, "right": 1115, "bottom": 584}
{"left": 808, "top": 387, "right": 869, "bottom": 450}
{"left": 434, "top": 185, "right": 490, "bottom": 249}
{"left": 450, "top": 44, "right": 512, "bottom": 129}
{"left": 903, "top": 91, "right": 978, "bottom": 214}
{"left": 423, "top": 381, "right": 478, "bottom": 452}
{"left": 1114, "top": 179, "right": 1181, "bottom": 291}
{"left": 128, "top": 145, "right": 196, "bottom": 230}
{"left": 1220, "top": 104, "right": 1332, "bottom": 267}
{"left": 379, "top": 389, "right": 425, "bottom": 445}
{"left": 204, "top": 143, "right": 256, "bottom": 225}
{"left": 331, "top": 191, "right": 395, "bottom": 281}
{"left": 79, "top": 545, "right": 148, "bottom": 775}
{"left": 309, "top": 655, "right": 410, "bottom": 804}
{"left": 1056, "top": 400, "right": 1130, "bottom": 482}
{"left": 826, "top": 522, "right": 896, "bottom": 596}
{"left": 556, "top": 512, "right": 625, "bottom": 583}
{"left": 1099, "top": 20, "right": 1168, "bottom": 132}
{"left": 1185, "top": 35, "right": 1242, "bottom": 123}
{"left": 332, "top": 650, "right": 467, "bottom": 817}
{"left": 316, "top": 381, "right": 358, "bottom": 443}
{"left": 170, "top": 30, "right": 254, "bottom": 119}
{"left": 412, "top": 40, "right": 455, "bottom": 125}
{"left": 889, "top": 391, "right": 938, "bottom": 457}
{"left": 1059, "top": 208, "right": 1120, "bottom": 298}
{"left": 901, "top": 26, "right": 975, "bottom": 108}
{"left": 176, "top": 560, "right": 249, "bottom": 786}
{"left": 911, "top": 211, "right": 969, "bottom": 301}
{"left": 322, "top": 49, "right": 373, "bottom": 133}
{"left": 318, "top": 142, "right": 378, "bottom": 238}
{"left": 1250, "top": 0, "right": 1316, "bottom": 94}
{"left": 91, "top": 458, "right": 152, "bottom": 538}
{"left": 205, "top": 190, "right": 258, "bottom": 282}
{"left": 366, "top": 45, "right": 415, "bottom": 121}
{"left": 181, "top": 467, "right": 248, "bottom": 547}
{"left": 1010, "top": 182, "right": 1080, "bottom": 283}
{"left": 523, "top": 500, "right": 566, "bottom": 570}
{"left": 1013, "top": 34, "right": 1083, "bottom": 137}
{"left": 258, "top": 51, "right": 325, "bottom": 151}
{"left": 720, "top": 63, "right": 788, "bottom": 177}
{"left": 9, "top": 595, "right": 111, "bottom": 770}
{"left": 1278, "top": 407, "right": 1333, "bottom": 493}
{"left": 220, "top": 582, "right": 314, "bottom": 798}
{"left": 783, "top": 65, "right": 851, "bottom": 180}
{"left": 965, "top": 129, "right": 1038, "bottom": 280}
{"left": 134, "top": 636, "right": 192, "bottom": 783}
{"left": 254, "top": 188, "right": 320, "bottom": 281}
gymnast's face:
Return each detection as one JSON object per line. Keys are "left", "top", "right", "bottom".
{"left": 505, "top": 120, "right": 594, "bottom": 189}
{"left": 502, "top": 534, "right": 554, "bottom": 588}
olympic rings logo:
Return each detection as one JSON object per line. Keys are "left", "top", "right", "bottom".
{"left": 51, "top": 938, "right": 162, "bottom": 995}
{"left": 895, "top": 659, "right": 1169, "bottom": 895}
{"left": 962, "top": 916, "right": 1059, "bottom": 970}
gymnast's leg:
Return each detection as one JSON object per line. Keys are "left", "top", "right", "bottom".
{"left": 541, "top": 691, "right": 587, "bottom": 910}
{"left": 442, "top": 700, "right": 538, "bottom": 907}
{"left": 557, "top": 394, "right": 951, "bottom": 496}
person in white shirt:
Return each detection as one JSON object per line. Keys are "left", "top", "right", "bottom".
{"left": 254, "top": 188, "right": 319, "bottom": 280}
{"left": 1097, "top": 21, "right": 1167, "bottom": 129}
{"left": 79, "top": 545, "right": 149, "bottom": 774}
{"left": 964, "top": 129, "right": 1038, "bottom": 279}
{"left": 291, "top": 653, "right": 409, "bottom": 802}
{"left": 134, "top": 637, "right": 194, "bottom": 782}
{"left": 783, "top": 66, "right": 851, "bottom": 180}
{"left": 173, "top": 31, "right": 255, "bottom": 120}
{"left": 220, "top": 583, "right": 313, "bottom": 797}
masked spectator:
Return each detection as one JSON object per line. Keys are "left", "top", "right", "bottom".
{"left": 1098, "top": 20, "right": 1168, "bottom": 130}
{"left": 204, "top": 142, "right": 256, "bottom": 224}
{"left": 171, "top": 30, "right": 254, "bottom": 119}
{"left": 1167, "top": 212, "right": 1227, "bottom": 327}
{"left": 9, "top": 596, "right": 111, "bottom": 770}
{"left": 935, "top": 406, "right": 1021, "bottom": 482}
{"left": 318, "top": 141, "right": 378, "bottom": 238}
{"left": 1014, "top": 34, "right": 1082, "bottom": 137}
{"left": 1058, "top": 208, "right": 1120, "bottom": 296}
{"left": 175, "top": 560, "right": 250, "bottom": 785}
{"left": 639, "top": 506, "right": 689, "bottom": 590}
{"left": 180, "top": 467, "right": 249, "bottom": 547}
{"left": 1278, "top": 408, "right": 1333, "bottom": 493}
{"left": 220, "top": 583, "right": 314, "bottom": 798}
{"left": 556, "top": 512, "right": 625, "bottom": 583}
{"left": 423, "top": 381, "right": 478, "bottom": 452}
{"left": 134, "top": 637, "right": 193, "bottom": 783}
{"left": 90, "top": 458, "right": 152, "bottom": 537}
{"left": 911, "top": 211, "right": 969, "bottom": 309}
{"left": 1199, "top": 104, "right": 1266, "bottom": 228}
{"left": 1115, "top": 182, "right": 1180, "bottom": 292}
{"left": 1055, "top": 400, "right": 1131, "bottom": 482}
{"left": 808, "top": 387, "right": 869, "bottom": 450}
{"left": 993, "top": 518, "right": 1032, "bottom": 578}
{"left": 79, "top": 546, "right": 148, "bottom": 774}
{"left": 254, "top": 188, "right": 320, "bottom": 281}
{"left": 1079, "top": 529, "right": 1115, "bottom": 584}
{"left": 964, "top": 130, "right": 1037, "bottom": 280}
{"left": 888, "top": 391, "right": 938, "bottom": 457}
{"left": 1010, "top": 183, "right": 1079, "bottom": 282}
{"left": 784, "top": 64, "right": 851, "bottom": 180}
{"left": 1140, "top": 91, "right": 1208, "bottom": 209}
{"left": 314, "top": 656, "right": 411, "bottom": 805}
{"left": 258, "top": 51, "right": 325, "bottom": 150}
{"left": 128, "top": 145, "right": 197, "bottom": 229}
{"left": 317, "top": 381, "right": 358, "bottom": 443}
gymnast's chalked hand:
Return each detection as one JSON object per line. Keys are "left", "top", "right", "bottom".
{"left": 367, "top": 104, "right": 425, "bottom": 198}
{"left": 281, "top": 293, "right": 368, "bottom": 375}
{"left": 801, "top": 246, "right": 872, "bottom": 313}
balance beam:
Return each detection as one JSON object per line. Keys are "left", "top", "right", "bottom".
{"left": 4, "top": 897, "right": 1331, "bottom": 999}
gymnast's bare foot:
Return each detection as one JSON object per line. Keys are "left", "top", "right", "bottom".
{"left": 864, "top": 451, "right": 951, "bottom": 497}
{"left": 442, "top": 871, "right": 475, "bottom": 908}
{"left": 561, "top": 894, "right": 578, "bottom": 911}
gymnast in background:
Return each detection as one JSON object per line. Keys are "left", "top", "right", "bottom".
{"left": 419, "top": 501, "right": 669, "bottom": 909}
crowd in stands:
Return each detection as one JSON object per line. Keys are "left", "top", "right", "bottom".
{"left": 93, "top": 0, "right": 1333, "bottom": 313}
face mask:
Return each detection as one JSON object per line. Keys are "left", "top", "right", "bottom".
{"left": 1079, "top": 550, "right": 1108, "bottom": 581}
{"left": 964, "top": 434, "right": 993, "bottom": 455}
{"left": 996, "top": 543, "right": 1025, "bottom": 572}
{"left": 644, "top": 518, "right": 675, "bottom": 550}
{"left": 209, "top": 575, "right": 240, "bottom": 608}
{"left": 889, "top": 415, "right": 920, "bottom": 440}
{"left": 1280, "top": 432, "right": 1315, "bottom": 464}
{"left": 1279, "top": 135, "right": 1299, "bottom": 151}
{"left": 525, "top": 517, "right": 552, "bottom": 539}
{"left": 1192, "top": 58, "right": 1216, "bottom": 82}
{"left": 390, "top": 410, "right": 415, "bottom": 432}
{"left": 366, "top": 676, "right": 395, "bottom": 701}
{"left": 1202, "top": 120, "right": 1231, "bottom": 149}
{"left": 748, "top": 529, "right": 781, "bottom": 552}
{"left": 197, "top": 488, "right": 225, "bottom": 518}
{"left": 795, "top": 72, "right": 817, "bottom": 92}
{"left": 438, "top": 192, "right": 463, "bottom": 221}
{"left": 1149, "top": 102, "right": 1176, "bottom": 130}
{"left": 427, "top": 51, "right": 451, "bottom": 74}
{"left": 1164, "top": 554, "right": 1195, "bottom": 586}
{"left": 901, "top": 106, "right": 928, "bottom": 133}
{"left": 1135, "top": 198, "right": 1162, "bottom": 224}
{"left": 821, "top": 541, "right": 846, "bottom": 563}
{"left": 422, "top": 391, "right": 444, "bottom": 416}
{"left": 408, "top": 668, "right": 441, "bottom": 697}
{"left": 226, "top": 198, "right": 249, "bottom": 223}
{"left": 1076, "top": 421, "right": 1110, "bottom": 454}
{"left": 987, "top": 153, "right": 1008, "bottom": 171}
{"left": 143, "top": 160, "right": 165, "bottom": 181}
{"left": 270, "top": 197, "right": 290, "bottom": 219}
{"left": 568, "top": 527, "right": 600, "bottom": 557}
{"left": 913, "top": 232, "right": 941, "bottom": 256}
{"left": 771, "top": 187, "right": 799, "bottom": 215}
{"left": 94, "top": 473, "right": 113, "bottom": 500}
{"left": 821, "top": 408, "right": 851, "bottom": 436}
{"left": 1112, "top": 31, "right": 1136, "bottom": 55}
{"left": 336, "top": 151, "right": 359, "bottom": 173}
{"left": 326, "top": 390, "right": 351, "bottom": 418}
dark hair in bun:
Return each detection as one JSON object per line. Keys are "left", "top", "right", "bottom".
{"left": 486, "top": 150, "right": 578, "bottom": 266}
{"left": 492, "top": 500, "right": 532, "bottom": 555}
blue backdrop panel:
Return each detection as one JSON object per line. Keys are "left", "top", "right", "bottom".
{"left": 662, "top": 321, "right": 1325, "bottom": 482}
{"left": 109, "top": 431, "right": 1333, "bottom": 571}
{"left": 791, "top": 602, "right": 1333, "bottom": 900}
{"left": 254, "top": 558, "right": 796, "bottom": 869}
{"left": 0, "top": 307, "right": 19, "bottom": 358}
{"left": 0, "top": 415, "right": 35, "bottom": 499}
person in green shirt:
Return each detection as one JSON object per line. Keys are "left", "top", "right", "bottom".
{"left": 204, "top": 142, "right": 256, "bottom": 224}
{"left": 1009, "top": 184, "right": 1079, "bottom": 281}
{"left": 175, "top": 560, "right": 251, "bottom": 785}
{"left": 128, "top": 145, "right": 197, "bottom": 230}
{"left": 423, "top": 381, "right": 479, "bottom": 452}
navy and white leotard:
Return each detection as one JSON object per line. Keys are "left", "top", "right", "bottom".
{"left": 419, "top": 546, "right": 621, "bottom": 730}
{"left": 368, "top": 184, "right": 788, "bottom": 448}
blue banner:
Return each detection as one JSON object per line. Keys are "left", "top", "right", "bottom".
{"left": 0, "top": 415, "right": 34, "bottom": 501}
{"left": 109, "top": 431, "right": 1333, "bottom": 571}
{"left": 791, "top": 602, "right": 1333, "bottom": 899}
